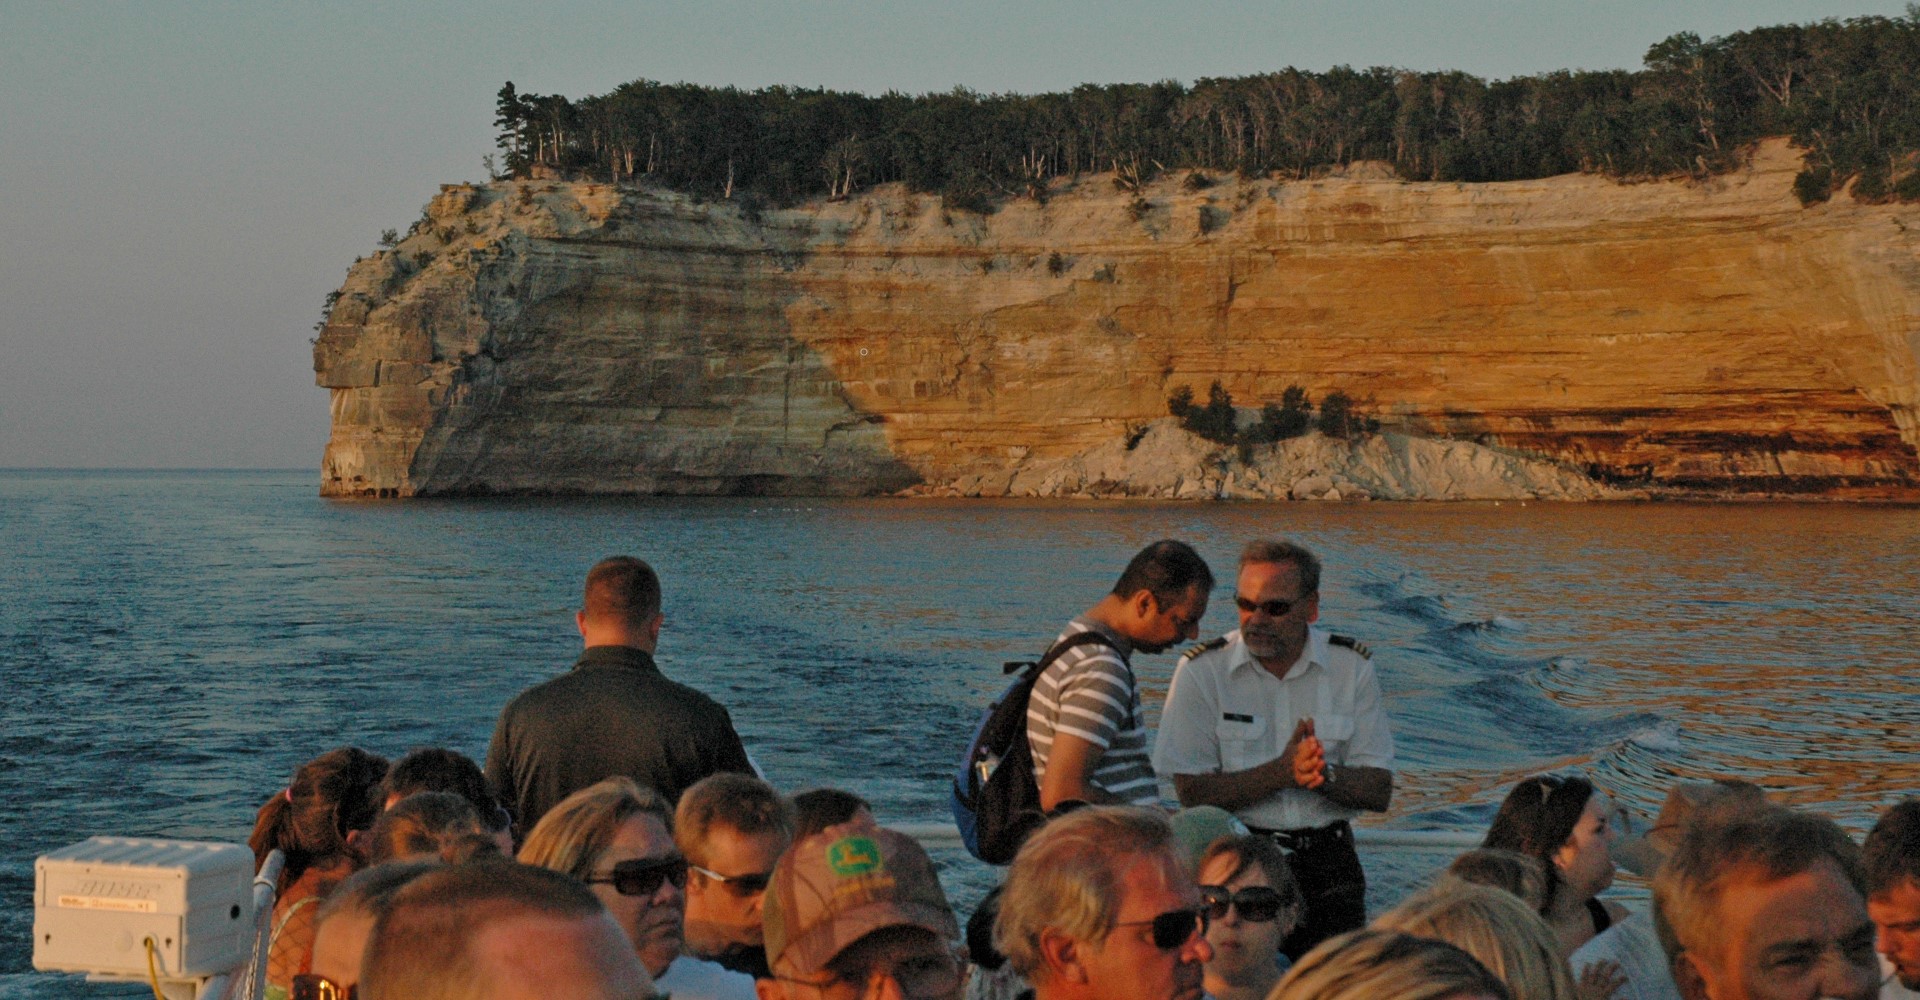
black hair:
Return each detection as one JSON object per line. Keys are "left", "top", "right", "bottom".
{"left": 1110, "top": 539, "right": 1214, "bottom": 606}
{"left": 383, "top": 747, "right": 509, "bottom": 833}
{"left": 1866, "top": 799, "right": 1920, "bottom": 897}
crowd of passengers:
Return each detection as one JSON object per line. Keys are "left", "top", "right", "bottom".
{"left": 248, "top": 747, "right": 1920, "bottom": 1000}
{"left": 242, "top": 547, "right": 1920, "bottom": 1000}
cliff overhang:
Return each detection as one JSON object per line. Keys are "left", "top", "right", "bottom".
{"left": 313, "top": 139, "right": 1920, "bottom": 499}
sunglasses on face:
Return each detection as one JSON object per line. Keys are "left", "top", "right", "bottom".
{"left": 585, "top": 855, "right": 689, "bottom": 897}
{"left": 1115, "top": 907, "right": 1211, "bottom": 950}
{"left": 291, "top": 974, "right": 355, "bottom": 1000}
{"left": 1199, "top": 885, "right": 1292, "bottom": 923}
{"left": 690, "top": 863, "right": 774, "bottom": 896}
{"left": 1234, "top": 595, "right": 1300, "bottom": 617}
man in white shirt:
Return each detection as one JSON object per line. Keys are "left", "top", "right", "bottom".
{"left": 1152, "top": 539, "right": 1392, "bottom": 956}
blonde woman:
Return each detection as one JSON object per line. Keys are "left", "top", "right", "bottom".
{"left": 1374, "top": 882, "right": 1579, "bottom": 1000}
{"left": 519, "top": 776, "right": 754, "bottom": 1000}
{"left": 1269, "top": 928, "right": 1513, "bottom": 1000}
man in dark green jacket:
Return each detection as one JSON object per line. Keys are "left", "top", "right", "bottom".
{"left": 485, "top": 556, "right": 754, "bottom": 838}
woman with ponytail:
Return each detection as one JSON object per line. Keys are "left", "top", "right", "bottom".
{"left": 248, "top": 746, "right": 389, "bottom": 999}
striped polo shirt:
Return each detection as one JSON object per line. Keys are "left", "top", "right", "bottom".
{"left": 1026, "top": 619, "right": 1160, "bottom": 807}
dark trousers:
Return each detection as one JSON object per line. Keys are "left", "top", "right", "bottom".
{"left": 1253, "top": 820, "right": 1367, "bottom": 961}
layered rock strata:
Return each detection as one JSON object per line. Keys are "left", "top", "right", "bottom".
{"left": 314, "top": 140, "right": 1920, "bottom": 498}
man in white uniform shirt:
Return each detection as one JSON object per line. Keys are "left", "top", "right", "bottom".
{"left": 1152, "top": 539, "right": 1393, "bottom": 956}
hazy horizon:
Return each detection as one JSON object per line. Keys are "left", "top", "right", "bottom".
{"left": 3, "top": 0, "right": 1913, "bottom": 469}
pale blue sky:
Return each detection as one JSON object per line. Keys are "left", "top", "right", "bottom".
{"left": 1, "top": 1, "right": 1911, "bottom": 468}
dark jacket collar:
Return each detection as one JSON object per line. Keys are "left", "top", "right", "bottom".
{"left": 574, "top": 645, "right": 661, "bottom": 673}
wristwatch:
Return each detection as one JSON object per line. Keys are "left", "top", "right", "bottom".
{"left": 1324, "top": 763, "right": 1338, "bottom": 787}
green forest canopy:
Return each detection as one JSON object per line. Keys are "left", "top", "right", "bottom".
{"left": 492, "top": 12, "right": 1920, "bottom": 208}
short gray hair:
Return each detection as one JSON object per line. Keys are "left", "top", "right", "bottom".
{"left": 1652, "top": 804, "right": 1865, "bottom": 963}
{"left": 1240, "top": 539, "right": 1321, "bottom": 595}
{"left": 359, "top": 859, "right": 612, "bottom": 1000}
{"left": 994, "top": 807, "right": 1176, "bottom": 979}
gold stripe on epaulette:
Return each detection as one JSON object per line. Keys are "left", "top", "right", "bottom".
{"left": 1328, "top": 634, "right": 1372, "bottom": 659}
{"left": 1182, "top": 636, "right": 1229, "bottom": 660}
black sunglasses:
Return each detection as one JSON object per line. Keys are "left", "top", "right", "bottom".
{"left": 691, "top": 863, "right": 774, "bottom": 896}
{"left": 1115, "top": 907, "right": 1210, "bottom": 950}
{"left": 1234, "top": 595, "right": 1300, "bottom": 617}
{"left": 291, "top": 974, "right": 355, "bottom": 1000}
{"left": 586, "top": 855, "right": 689, "bottom": 897}
{"left": 1200, "top": 885, "right": 1292, "bottom": 923}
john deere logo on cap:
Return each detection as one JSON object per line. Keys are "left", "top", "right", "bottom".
{"left": 827, "top": 836, "right": 882, "bottom": 877}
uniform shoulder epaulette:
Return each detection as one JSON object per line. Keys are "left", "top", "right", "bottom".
{"left": 1181, "top": 636, "right": 1230, "bottom": 661}
{"left": 1328, "top": 634, "right": 1372, "bottom": 659}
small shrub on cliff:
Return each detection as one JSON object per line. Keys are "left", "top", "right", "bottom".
{"left": 1318, "top": 390, "right": 1357, "bottom": 438}
{"left": 942, "top": 187, "right": 994, "bottom": 216}
{"left": 1853, "top": 167, "right": 1893, "bottom": 203}
{"left": 1168, "top": 385, "right": 1196, "bottom": 422}
{"left": 1793, "top": 166, "right": 1835, "bottom": 206}
{"left": 314, "top": 289, "right": 343, "bottom": 332}
{"left": 1168, "top": 381, "right": 1240, "bottom": 444}
{"left": 1047, "top": 252, "right": 1067, "bottom": 276}
{"left": 1127, "top": 196, "right": 1152, "bottom": 221}
{"left": 378, "top": 228, "right": 400, "bottom": 248}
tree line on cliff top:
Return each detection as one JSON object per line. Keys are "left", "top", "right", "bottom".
{"left": 492, "top": 13, "right": 1920, "bottom": 207}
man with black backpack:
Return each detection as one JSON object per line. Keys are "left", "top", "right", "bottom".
{"left": 1030, "top": 540, "right": 1214, "bottom": 811}
{"left": 953, "top": 540, "right": 1213, "bottom": 864}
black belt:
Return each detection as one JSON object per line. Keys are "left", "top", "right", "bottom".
{"left": 1247, "top": 820, "right": 1351, "bottom": 854}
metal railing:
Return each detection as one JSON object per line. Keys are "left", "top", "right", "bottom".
{"left": 889, "top": 821, "right": 1483, "bottom": 851}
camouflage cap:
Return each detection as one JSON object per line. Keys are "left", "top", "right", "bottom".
{"left": 762, "top": 821, "right": 960, "bottom": 979}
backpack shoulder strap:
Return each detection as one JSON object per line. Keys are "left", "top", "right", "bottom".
{"left": 1004, "top": 629, "right": 1119, "bottom": 676}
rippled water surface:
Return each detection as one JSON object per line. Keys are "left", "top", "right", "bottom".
{"left": 4, "top": 470, "right": 1918, "bottom": 997}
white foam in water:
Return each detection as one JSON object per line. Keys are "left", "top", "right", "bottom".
{"left": 1626, "top": 719, "right": 1683, "bottom": 751}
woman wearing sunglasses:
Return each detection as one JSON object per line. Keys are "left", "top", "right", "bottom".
{"left": 520, "top": 776, "right": 755, "bottom": 999}
{"left": 1194, "top": 835, "right": 1301, "bottom": 1000}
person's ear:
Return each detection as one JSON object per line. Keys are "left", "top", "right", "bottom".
{"left": 1039, "top": 928, "right": 1089, "bottom": 985}
{"left": 576, "top": 610, "right": 590, "bottom": 639}
{"left": 648, "top": 613, "right": 663, "bottom": 644}
{"left": 343, "top": 827, "right": 373, "bottom": 862}
{"left": 1130, "top": 589, "right": 1157, "bottom": 622}
{"left": 1672, "top": 950, "right": 1713, "bottom": 1000}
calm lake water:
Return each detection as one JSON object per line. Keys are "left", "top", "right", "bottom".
{"left": 4, "top": 469, "right": 1918, "bottom": 997}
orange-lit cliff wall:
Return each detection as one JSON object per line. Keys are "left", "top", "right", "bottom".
{"left": 314, "top": 140, "right": 1920, "bottom": 497}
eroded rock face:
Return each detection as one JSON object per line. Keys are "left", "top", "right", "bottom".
{"left": 313, "top": 140, "right": 1920, "bottom": 498}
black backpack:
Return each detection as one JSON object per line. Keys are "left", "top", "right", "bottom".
{"left": 950, "top": 631, "right": 1117, "bottom": 864}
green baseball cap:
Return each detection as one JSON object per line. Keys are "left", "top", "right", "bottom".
{"left": 762, "top": 822, "right": 960, "bottom": 979}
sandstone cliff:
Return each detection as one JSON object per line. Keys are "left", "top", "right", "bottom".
{"left": 314, "top": 140, "right": 1920, "bottom": 498}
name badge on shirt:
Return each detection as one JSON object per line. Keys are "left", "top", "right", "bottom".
{"left": 1222, "top": 712, "right": 1254, "bottom": 722}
